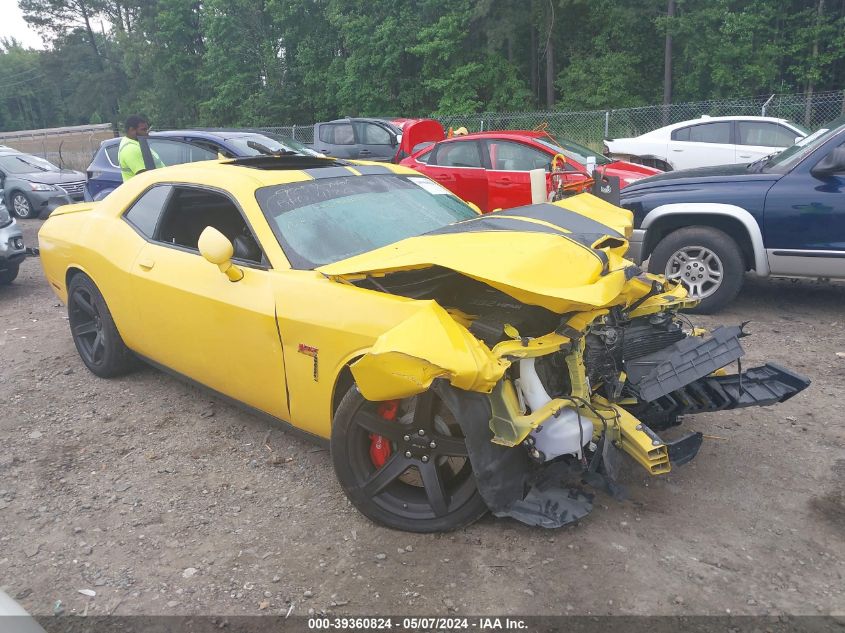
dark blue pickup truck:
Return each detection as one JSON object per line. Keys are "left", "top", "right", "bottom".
{"left": 621, "top": 116, "right": 845, "bottom": 312}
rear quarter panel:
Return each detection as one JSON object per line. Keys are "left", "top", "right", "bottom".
{"left": 38, "top": 198, "right": 150, "bottom": 351}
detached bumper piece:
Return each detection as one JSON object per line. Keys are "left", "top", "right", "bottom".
{"left": 626, "top": 325, "right": 746, "bottom": 402}
{"left": 634, "top": 363, "right": 811, "bottom": 419}
{"left": 665, "top": 432, "right": 703, "bottom": 466}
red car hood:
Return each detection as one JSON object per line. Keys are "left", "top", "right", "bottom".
{"left": 391, "top": 118, "right": 445, "bottom": 158}
{"left": 601, "top": 160, "right": 662, "bottom": 183}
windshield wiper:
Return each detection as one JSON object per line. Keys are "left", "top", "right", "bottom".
{"left": 17, "top": 157, "right": 48, "bottom": 172}
{"left": 747, "top": 151, "right": 778, "bottom": 173}
{"left": 247, "top": 140, "right": 299, "bottom": 156}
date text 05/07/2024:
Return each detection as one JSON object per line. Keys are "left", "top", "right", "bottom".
{"left": 307, "top": 616, "right": 528, "bottom": 630}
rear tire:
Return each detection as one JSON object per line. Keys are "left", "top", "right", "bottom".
{"left": 67, "top": 273, "right": 136, "bottom": 377}
{"left": 0, "top": 264, "right": 19, "bottom": 285}
{"left": 331, "top": 385, "right": 488, "bottom": 532}
{"left": 648, "top": 226, "right": 744, "bottom": 314}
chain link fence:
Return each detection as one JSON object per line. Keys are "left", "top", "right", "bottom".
{"left": 262, "top": 125, "right": 315, "bottom": 145}
{"left": 2, "top": 91, "right": 840, "bottom": 165}
{"left": 261, "top": 91, "right": 845, "bottom": 152}
{"left": 0, "top": 123, "right": 116, "bottom": 171}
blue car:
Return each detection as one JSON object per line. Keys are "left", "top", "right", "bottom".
{"left": 85, "top": 129, "right": 318, "bottom": 201}
{"left": 621, "top": 116, "right": 845, "bottom": 312}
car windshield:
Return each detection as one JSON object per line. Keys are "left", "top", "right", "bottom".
{"left": 762, "top": 116, "right": 845, "bottom": 173}
{"left": 227, "top": 133, "right": 320, "bottom": 157}
{"left": 0, "top": 153, "right": 59, "bottom": 174}
{"left": 256, "top": 174, "right": 478, "bottom": 269}
{"left": 534, "top": 137, "right": 610, "bottom": 166}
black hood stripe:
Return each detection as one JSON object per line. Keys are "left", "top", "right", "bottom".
{"left": 492, "top": 203, "right": 623, "bottom": 239}
{"left": 427, "top": 215, "right": 569, "bottom": 238}
{"left": 426, "top": 210, "right": 610, "bottom": 273}
{"left": 354, "top": 165, "right": 393, "bottom": 175}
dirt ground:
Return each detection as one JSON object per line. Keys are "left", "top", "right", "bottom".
{"left": 1, "top": 219, "right": 843, "bottom": 619}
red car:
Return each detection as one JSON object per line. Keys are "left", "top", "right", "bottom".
{"left": 400, "top": 130, "right": 661, "bottom": 212}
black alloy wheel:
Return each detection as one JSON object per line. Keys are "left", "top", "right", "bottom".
{"left": 332, "top": 386, "right": 488, "bottom": 532}
{"left": 67, "top": 273, "right": 135, "bottom": 377}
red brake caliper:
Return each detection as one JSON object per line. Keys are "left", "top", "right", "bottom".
{"left": 369, "top": 400, "right": 398, "bottom": 468}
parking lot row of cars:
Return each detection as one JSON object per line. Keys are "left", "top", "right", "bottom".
{"left": 2, "top": 113, "right": 845, "bottom": 312}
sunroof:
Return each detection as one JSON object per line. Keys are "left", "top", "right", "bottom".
{"left": 226, "top": 156, "right": 351, "bottom": 170}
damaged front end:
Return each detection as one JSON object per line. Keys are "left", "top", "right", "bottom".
{"left": 326, "top": 202, "right": 811, "bottom": 529}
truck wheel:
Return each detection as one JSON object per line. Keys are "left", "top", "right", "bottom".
{"left": 648, "top": 226, "right": 744, "bottom": 314}
{"left": 0, "top": 264, "right": 20, "bottom": 285}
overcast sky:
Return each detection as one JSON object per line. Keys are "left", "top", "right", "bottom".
{"left": 0, "top": 0, "right": 48, "bottom": 49}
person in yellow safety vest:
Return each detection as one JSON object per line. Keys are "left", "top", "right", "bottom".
{"left": 118, "top": 115, "right": 164, "bottom": 182}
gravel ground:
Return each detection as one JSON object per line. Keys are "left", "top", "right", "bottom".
{"left": 1, "top": 219, "right": 843, "bottom": 618}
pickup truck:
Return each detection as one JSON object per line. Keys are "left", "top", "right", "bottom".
{"left": 620, "top": 117, "right": 845, "bottom": 312}
{"left": 310, "top": 117, "right": 444, "bottom": 162}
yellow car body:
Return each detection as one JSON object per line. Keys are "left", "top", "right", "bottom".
{"left": 39, "top": 156, "right": 809, "bottom": 532}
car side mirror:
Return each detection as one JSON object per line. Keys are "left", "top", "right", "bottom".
{"left": 795, "top": 136, "right": 804, "bottom": 145}
{"left": 198, "top": 226, "right": 244, "bottom": 282}
{"left": 811, "top": 146, "right": 845, "bottom": 178}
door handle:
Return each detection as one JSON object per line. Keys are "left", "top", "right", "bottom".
{"left": 498, "top": 177, "right": 513, "bottom": 183}
{"left": 434, "top": 175, "right": 449, "bottom": 180}
{"left": 138, "top": 257, "right": 155, "bottom": 271}
{"left": 738, "top": 154, "right": 752, "bottom": 158}
{"left": 359, "top": 150, "right": 371, "bottom": 154}
{"left": 671, "top": 149, "right": 684, "bottom": 152}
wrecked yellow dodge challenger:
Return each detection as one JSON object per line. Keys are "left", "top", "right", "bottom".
{"left": 38, "top": 156, "right": 810, "bottom": 532}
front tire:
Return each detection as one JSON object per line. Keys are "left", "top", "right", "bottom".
{"left": 0, "top": 264, "right": 19, "bottom": 285}
{"left": 331, "top": 386, "right": 488, "bottom": 532}
{"left": 648, "top": 226, "right": 744, "bottom": 314}
{"left": 10, "top": 191, "right": 36, "bottom": 219}
{"left": 67, "top": 273, "right": 136, "bottom": 377}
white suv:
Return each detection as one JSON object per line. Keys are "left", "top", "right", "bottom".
{"left": 605, "top": 115, "right": 808, "bottom": 171}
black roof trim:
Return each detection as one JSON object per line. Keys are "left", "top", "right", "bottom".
{"left": 225, "top": 156, "right": 353, "bottom": 170}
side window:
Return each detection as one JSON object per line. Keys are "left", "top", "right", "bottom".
{"left": 432, "top": 141, "right": 483, "bottom": 168}
{"left": 415, "top": 147, "right": 434, "bottom": 164}
{"left": 737, "top": 122, "right": 798, "bottom": 148}
{"left": 104, "top": 144, "right": 120, "bottom": 167}
{"left": 124, "top": 185, "right": 172, "bottom": 238}
{"left": 487, "top": 141, "right": 550, "bottom": 171}
{"left": 319, "top": 123, "right": 354, "bottom": 145}
{"left": 155, "top": 187, "right": 264, "bottom": 264}
{"left": 671, "top": 127, "right": 690, "bottom": 141}
{"left": 189, "top": 139, "right": 233, "bottom": 158}
{"left": 686, "top": 122, "right": 732, "bottom": 144}
{"left": 148, "top": 139, "right": 217, "bottom": 166}
{"left": 358, "top": 123, "right": 392, "bottom": 145}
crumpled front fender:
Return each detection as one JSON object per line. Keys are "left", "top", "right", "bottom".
{"left": 351, "top": 301, "right": 509, "bottom": 401}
